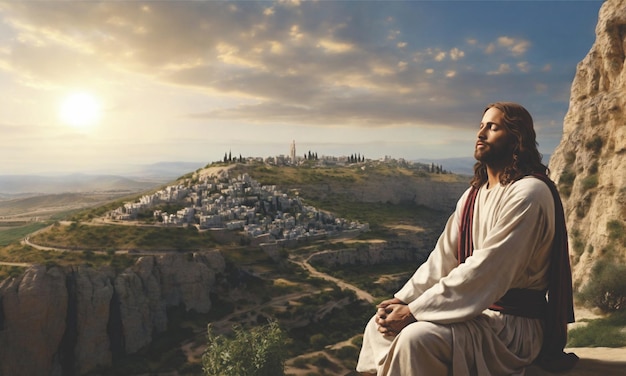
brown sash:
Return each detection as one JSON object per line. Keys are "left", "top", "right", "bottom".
{"left": 458, "top": 174, "right": 578, "bottom": 372}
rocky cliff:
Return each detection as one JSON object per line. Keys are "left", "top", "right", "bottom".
{"left": 0, "top": 250, "right": 225, "bottom": 376}
{"left": 308, "top": 241, "right": 429, "bottom": 268}
{"left": 549, "top": 0, "right": 626, "bottom": 288}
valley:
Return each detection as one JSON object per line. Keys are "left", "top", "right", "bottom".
{"left": 0, "top": 160, "right": 456, "bottom": 375}
{"left": 1, "top": 160, "right": 625, "bottom": 376}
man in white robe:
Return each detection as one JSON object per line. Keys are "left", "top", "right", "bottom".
{"left": 356, "top": 102, "right": 576, "bottom": 376}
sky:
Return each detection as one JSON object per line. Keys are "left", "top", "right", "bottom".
{"left": 0, "top": 0, "right": 604, "bottom": 175}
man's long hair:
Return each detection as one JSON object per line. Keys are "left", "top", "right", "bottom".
{"left": 470, "top": 102, "right": 549, "bottom": 188}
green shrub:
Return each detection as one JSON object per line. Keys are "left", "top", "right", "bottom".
{"left": 332, "top": 345, "right": 359, "bottom": 360}
{"left": 202, "top": 321, "right": 286, "bottom": 376}
{"left": 292, "top": 357, "right": 309, "bottom": 369}
{"left": 585, "top": 136, "right": 603, "bottom": 155}
{"left": 558, "top": 169, "right": 576, "bottom": 198}
{"left": 578, "top": 260, "right": 626, "bottom": 312}
{"left": 607, "top": 220, "right": 626, "bottom": 246}
{"left": 572, "top": 236, "right": 585, "bottom": 257}
{"left": 559, "top": 168, "right": 576, "bottom": 185}
{"left": 575, "top": 192, "right": 594, "bottom": 219}
{"left": 580, "top": 174, "right": 598, "bottom": 192}
{"left": 0, "top": 266, "right": 26, "bottom": 280}
{"left": 309, "top": 333, "right": 327, "bottom": 349}
{"left": 312, "top": 354, "right": 332, "bottom": 367}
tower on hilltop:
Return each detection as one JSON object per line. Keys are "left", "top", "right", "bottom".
{"left": 290, "top": 140, "right": 296, "bottom": 163}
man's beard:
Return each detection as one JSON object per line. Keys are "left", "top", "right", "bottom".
{"left": 474, "top": 143, "right": 512, "bottom": 166}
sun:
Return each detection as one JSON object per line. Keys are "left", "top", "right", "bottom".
{"left": 59, "top": 92, "right": 102, "bottom": 129}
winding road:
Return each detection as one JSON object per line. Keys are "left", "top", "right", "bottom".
{"left": 291, "top": 255, "right": 375, "bottom": 304}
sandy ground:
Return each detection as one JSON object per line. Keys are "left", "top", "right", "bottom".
{"left": 284, "top": 305, "right": 626, "bottom": 376}
{"left": 284, "top": 346, "right": 626, "bottom": 376}
{"left": 528, "top": 306, "right": 626, "bottom": 375}
{"left": 527, "top": 347, "right": 626, "bottom": 376}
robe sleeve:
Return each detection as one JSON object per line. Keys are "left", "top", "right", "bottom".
{"left": 403, "top": 179, "right": 554, "bottom": 324}
{"left": 393, "top": 188, "right": 470, "bottom": 304}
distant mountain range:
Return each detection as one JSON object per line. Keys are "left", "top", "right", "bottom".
{"left": 2, "top": 156, "right": 554, "bottom": 197}
{"left": 0, "top": 161, "right": 206, "bottom": 197}
{"left": 117, "top": 161, "right": 207, "bottom": 180}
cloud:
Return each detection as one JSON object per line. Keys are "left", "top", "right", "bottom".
{"left": 0, "top": 1, "right": 580, "bottom": 138}
{"left": 497, "top": 36, "right": 530, "bottom": 56}
{"left": 487, "top": 64, "right": 512, "bottom": 75}
{"left": 517, "top": 62, "right": 530, "bottom": 73}
{"left": 449, "top": 48, "right": 465, "bottom": 61}
{"left": 317, "top": 38, "right": 354, "bottom": 53}
{"left": 483, "top": 36, "right": 530, "bottom": 57}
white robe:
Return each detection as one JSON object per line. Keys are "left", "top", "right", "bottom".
{"left": 357, "top": 177, "right": 555, "bottom": 375}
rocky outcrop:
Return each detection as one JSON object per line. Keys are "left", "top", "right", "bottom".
{"left": 0, "top": 265, "right": 68, "bottom": 376}
{"left": 0, "top": 250, "right": 225, "bottom": 376}
{"left": 308, "top": 241, "right": 429, "bottom": 267}
{"left": 549, "top": 0, "right": 626, "bottom": 288}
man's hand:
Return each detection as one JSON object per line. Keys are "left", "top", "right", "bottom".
{"left": 375, "top": 299, "right": 416, "bottom": 337}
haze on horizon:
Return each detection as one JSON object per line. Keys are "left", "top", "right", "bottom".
{"left": 0, "top": 1, "right": 602, "bottom": 175}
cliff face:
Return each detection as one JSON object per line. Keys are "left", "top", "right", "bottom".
{"left": 549, "top": 0, "right": 626, "bottom": 288}
{"left": 0, "top": 250, "right": 225, "bottom": 376}
{"left": 308, "top": 242, "right": 425, "bottom": 267}
{"left": 303, "top": 173, "right": 468, "bottom": 213}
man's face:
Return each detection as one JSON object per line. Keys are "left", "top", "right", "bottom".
{"left": 474, "top": 107, "right": 514, "bottom": 164}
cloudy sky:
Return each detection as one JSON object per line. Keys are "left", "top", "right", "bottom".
{"left": 0, "top": 0, "right": 603, "bottom": 175}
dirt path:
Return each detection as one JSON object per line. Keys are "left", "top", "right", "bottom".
{"left": 290, "top": 255, "right": 375, "bottom": 304}
{"left": 0, "top": 261, "right": 31, "bottom": 267}
{"left": 14, "top": 219, "right": 626, "bottom": 375}
{"left": 283, "top": 260, "right": 626, "bottom": 376}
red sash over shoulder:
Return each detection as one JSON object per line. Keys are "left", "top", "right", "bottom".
{"left": 458, "top": 174, "right": 578, "bottom": 372}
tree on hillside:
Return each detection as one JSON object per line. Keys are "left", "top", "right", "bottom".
{"left": 202, "top": 321, "right": 286, "bottom": 376}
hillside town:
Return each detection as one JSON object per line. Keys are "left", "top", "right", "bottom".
{"left": 107, "top": 169, "right": 369, "bottom": 244}
{"left": 106, "top": 140, "right": 459, "bottom": 244}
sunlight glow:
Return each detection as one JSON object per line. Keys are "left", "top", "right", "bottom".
{"left": 59, "top": 92, "right": 102, "bottom": 129}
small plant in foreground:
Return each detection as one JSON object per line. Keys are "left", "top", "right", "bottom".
{"left": 202, "top": 320, "right": 286, "bottom": 376}
{"left": 567, "top": 311, "right": 626, "bottom": 348}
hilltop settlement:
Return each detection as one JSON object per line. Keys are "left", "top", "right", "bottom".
{"left": 107, "top": 166, "right": 369, "bottom": 246}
